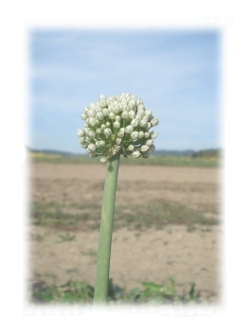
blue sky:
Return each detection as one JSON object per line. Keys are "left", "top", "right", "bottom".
{"left": 29, "top": 29, "right": 220, "bottom": 153}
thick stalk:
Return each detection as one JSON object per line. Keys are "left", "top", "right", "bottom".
{"left": 94, "top": 152, "right": 120, "bottom": 303}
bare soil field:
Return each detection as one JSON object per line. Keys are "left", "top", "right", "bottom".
{"left": 28, "top": 163, "right": 223, "bottom": 303}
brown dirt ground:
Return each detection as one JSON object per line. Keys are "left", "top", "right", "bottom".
{"left": 27, "top": 163, "right": 223, "bottom": 303}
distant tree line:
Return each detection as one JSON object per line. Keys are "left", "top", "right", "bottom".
{"left": 192, "top": 149, "right": 221, "bottom": 158}
{"left": 28, "top": 147, "right": 221, "bottom": 159}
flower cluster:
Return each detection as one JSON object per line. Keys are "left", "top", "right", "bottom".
{"left": 77, "top": 93, "right": 159, "bottom": 163}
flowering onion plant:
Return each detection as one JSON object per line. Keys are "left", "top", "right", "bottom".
{"left": 77, "top": 92, "right": 158, "bottom": 163}
{"left": 78, "top": 93, "right": 159, "bottom": 303}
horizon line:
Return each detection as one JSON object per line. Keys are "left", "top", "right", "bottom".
{"left": 27, "top": 146, "right": 222, "bottom": 154}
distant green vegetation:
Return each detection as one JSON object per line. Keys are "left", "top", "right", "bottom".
{"left": 192, "top": 149, "right": 221, "bottom": 159}
{"left": 29, "top": 152, "right": 220, "bottom": 168}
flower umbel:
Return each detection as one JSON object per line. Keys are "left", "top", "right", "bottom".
{"left": 78, "top": 93, "right": 159, "bottom": 162}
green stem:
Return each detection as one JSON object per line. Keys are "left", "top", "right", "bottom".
{"left": 93, "top": 152, "right": 121, "bottom": 303}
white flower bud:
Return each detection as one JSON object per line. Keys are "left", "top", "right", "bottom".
{"left": 139, "top": 119, "right": 148, "bottom": 127}
{"left": 129, "top": 98, "right": 135, "bottom": 107}
{"left": 104, "top": 128, "right": 112, "bottom": 137}
{"left": 77, "top": 129, "right": 84, "bottom": 137}
{"left": 88, "top": 117, "right": 97, "bottom": 126}
{"left": 145, "top": 109, "right": 152, "bottom": 117}
{"left": 131, "top": 131, "right": 139, "bottom": 140}
{"left": 128, "top": 145, "right": 134, "bottom": 151}
{"left": 138, "top": 131, "right": 144, "bottom": 138}
{"left": 141, "top": 145, "right": 149, "bottom": 152}
{"left": 106, "top": 122, "right": 111, "bottom": 127}
{"left": 113, "top": 104, "right": 121, "bottom": 114}
{"left": 150, "top": 118, "right": 159, "bottom": 126}
{"left": 114, "top": 121, "right": 120, "bottom": 128}
{"left": 124, "top": 104, "right": 130, "bottom": 111}
{"left": 109, "top": 112, "right": 115, "bottom": 119}
{"left": 146, "top": 139, "right": 153, "bottom": 146}
{"left": 113, "top": 145, "right": 121, "bottom": 155}
{"left": 121, "top": 111, "right": 129, "bottom": 119}
{"left": 137, "top": 109, "right": 145, "bottom": 116}
{"left": 146, "top": 122, "right": 152, "bottom": 130}
{"left": 86, "top": 129, "right": 95, "bottom": 139}
{"left": 118, "top": 128, "right": 125, "bottom": 137}
{"left": 150, "top": 131, "right": 158, "bottom": 139}
{"left": 107, "top": 96, "right": 114, "bottom": 103}
{"left": 96, "top": 112, "right": 104, "bottom": 120}
{"left": 100, "top": 94, "right": 106, "bottom": 99}
{"left": 125, "top": 125, "right": 133, "bottom": 134}
{"left": 132, "top": 151, "right": 140, "bottom": 158}
{"left": 129, "top": 110, "right": 135, "bottom": 119}
{"left": 116, "top": 138, "right": 122, "bottom": 145}
{"left": 81, "top": 113, "right": 87, "bottom": 120}
{"left": 115, "top": 115, "right": 121, "bottom": 121}
{"left": 99, "top": 140, "right": 106, "bottom": 147}
{"left": 87, "top": 143, "right": 96, "bottom": 152}
{"left": 88, "top": 109, "right": 96, "bottom": 117}
{"left": 80, "top": 142, "right": 88, "bottom": 148}
{"left": 102, "top": 108, "right": 109, "bottom": 116}
{"left": 144, "top": 132, "right": 150, "bottom": 138}
{"left": 100, "top": 156, "right": 107, "bottom": 163}
{"left": 131, "top": 118, "right": 139, "bottom": 127}
{"left": 100, "top": 97, "right": 106, "bottom": 105}
{"left": 99, "top": 98, "right": 107, "bottom": 108}
{"left": 96, "top": 128, "right": 101, "bottom": 134}
{"left": 95, "top": 106, "right": 102, "bottom": 113}
{"left": 101, "top": 124, "right": 106, "bottom": 130}
{"left": 79, "top": 137, "right": 85, "bottom": 143}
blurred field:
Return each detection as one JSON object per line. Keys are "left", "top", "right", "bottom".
{"left": 28, "top": 155, "right": 223, "bottom": 304}
{"left": 29, "top": 152, "right": 220, "bottom": 168}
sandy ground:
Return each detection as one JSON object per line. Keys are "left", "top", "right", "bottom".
{"left": 28, "top": 163, "right": 223, "bottom": 303}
